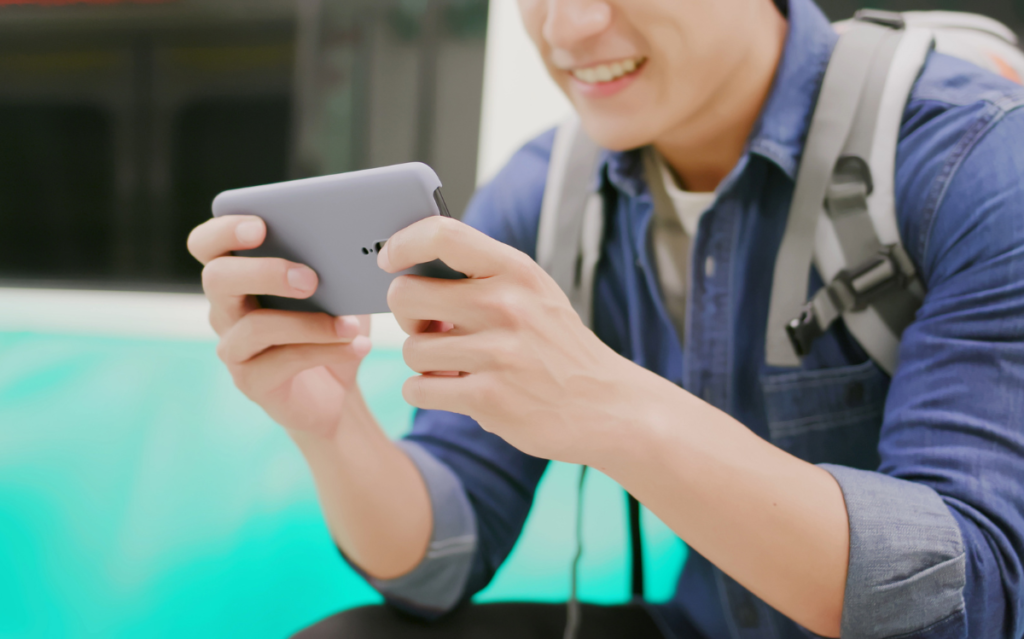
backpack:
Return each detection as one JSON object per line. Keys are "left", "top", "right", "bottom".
{"left": 539, "top": 10, "right": 1024, "bottom": 633}
{"left": 538, "top": 9, "right": 1024, "bottom": 376}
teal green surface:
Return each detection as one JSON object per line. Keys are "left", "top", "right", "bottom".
{"left": 0, "top": 331, "right": 686, "bottom": 638}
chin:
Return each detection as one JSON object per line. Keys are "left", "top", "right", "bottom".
{"left": 577, "top": 111, "right": 659, "bottom": 152}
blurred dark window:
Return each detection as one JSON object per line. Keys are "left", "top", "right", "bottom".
{"left": 172, "top": 97, "right": 291, "bottom": 278}
{"left": 0, "top": 104, "right": 115, "bottom": 280}
{"left": 0, "top": 0, "right": 488, "bottom": 292}
{"left": 0, "top": 0, "right": 1016, "bottom": 292}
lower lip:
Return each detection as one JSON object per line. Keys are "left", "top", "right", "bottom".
{"left": 569, "top": 63, "right": 645, "bottom": 99}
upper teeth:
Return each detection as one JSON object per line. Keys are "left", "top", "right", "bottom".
{"left": 571, "top": 57, "right": 645, "bottom": 84}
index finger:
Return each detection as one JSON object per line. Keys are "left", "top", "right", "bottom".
{"left": 187, "top": 215, "right": 267, "bottom": 265}
{"left": 376, "top": 217, "right": 521, "bottom": 279}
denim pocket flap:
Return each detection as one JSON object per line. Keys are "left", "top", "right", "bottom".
{"left": 761, "top": 360, "right": 890, "bottom": 466}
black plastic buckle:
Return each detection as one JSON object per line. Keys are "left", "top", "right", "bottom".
{"left": 786, "top": 304, "right": 823, "bottom": 358}
{"left": 854, "top": 9, "right": 905, "bottom": 30}
{"left": 786, "top": 245, "right": 915, "bottom": 359}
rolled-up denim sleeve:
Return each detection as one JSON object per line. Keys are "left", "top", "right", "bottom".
{"left": 363, "top": 440, "right": 478, "bottom": 616}
{"left": 820, "top": 465, "right": 966, "bottom": 638}
{"left": 361, "top": 409, "right": 548, "bottom": 620}
{"left": 822, "top": 96, "right": 1024, "bottom": 638}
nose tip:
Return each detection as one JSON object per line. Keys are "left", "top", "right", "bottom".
{"left": 542, "top": 1, "right": 613, "bottom": 51}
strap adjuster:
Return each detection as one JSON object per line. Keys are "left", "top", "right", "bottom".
{"left": 786, "top": 244, "right": 918, "bottom": 358}
{"left": 830, "top": 244, "right": 914, "bottom": 312}
{"left": 826, "top": 156, "right": 874, "bottom": 218}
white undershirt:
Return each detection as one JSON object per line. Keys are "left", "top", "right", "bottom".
{"left": 654, "top": 151, "right": 717, "bottom": 237}
{"left": 647, "top": 149, "right": 716, "bottom": 344}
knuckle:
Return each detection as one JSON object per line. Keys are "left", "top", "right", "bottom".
{"left": 387, "top": 228, "right": 410, "bottom": 262}
{"left": 487, "top": 338, "right": 521, "bottom": 370}
{"left": 506, "top": 248, "right": 531, "bottom": 271}
{"left": 401, "top": 335, "right": 420, "bottom": 368}
{"left": 402, "top": 376, "right": 425, "bottom": 407}
{"left": 387, "top": 275, "right": 414, "bottom": 312}
{"left": 231, "top": 316, "right": 260, "bottom": 354}
{"left": 217, "top": 328, "right": 249, "bottom": 366}
{"left": 215, "top": 338, "right": 232, "bottom": 364}
{"left": 208, "top": 307, "right": 226, "bottom": 335}
{"left": 243, "top": 308, "right": 278, "bottom": 336}
{"left": 434, "top": 215, "right": 457, "bottom": 239}
{"left": 230, "top": 364, "right": 256, "bottom": 396}
{"left": 474, "top": 379, "right": 504, "bottom": 414}
{"left": 482, "top": 290, "right": 523, "bottom": 325}
{"left": 216, "top": 309, "right": 279, "bottom": 364}
{"left": 201, "top": 259, "right": 225, "bottom": 292}
{"left": 426, "top": 216, "right": 455, "bottom": 252}
{"left": 386, "top": 280, "right": 401, "bottom": 313}
{"left": 402, "top": 334, "right": 435, "bottom": 372}
{"left": 186, "top": 224, "right": 204, "bottom": 261}
{"left": 519, "top": 258, "right": 548, "bottom": 290}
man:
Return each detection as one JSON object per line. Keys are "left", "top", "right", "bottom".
{"left": 187, "top": 0, "right": 1024, "bottom": 637}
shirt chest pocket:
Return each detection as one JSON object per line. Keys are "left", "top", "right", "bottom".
{"left": 760, "top": 360, "right": 890, "bottom": 469}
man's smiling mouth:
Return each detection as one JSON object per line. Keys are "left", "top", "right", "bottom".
{"left": 570, "top": 56, "right": 647, "bottom": 84}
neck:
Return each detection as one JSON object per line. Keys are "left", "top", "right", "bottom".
{"left": 654, "top": 4, "right": 788, "bottom": 193}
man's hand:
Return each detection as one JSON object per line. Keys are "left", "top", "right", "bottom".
{"left": 380, "top": 216, "right": 639, "bottom": 464}
{"left": 187, "top": 215, "right": 372, "bottom": 439}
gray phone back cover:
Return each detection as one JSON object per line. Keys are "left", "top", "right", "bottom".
{"left": 212, "top": 162, "right": 462, "bottom": 317}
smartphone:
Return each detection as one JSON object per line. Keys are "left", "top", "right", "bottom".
{"left": 212, "top": 162, "right": 464, "bottom": 317}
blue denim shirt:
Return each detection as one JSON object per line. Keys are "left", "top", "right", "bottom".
{"left": 358, "top": 0, "right": 1024, "bottom": 637}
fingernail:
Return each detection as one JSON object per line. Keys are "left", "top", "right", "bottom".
{"left": 376, "top": 241, "right": 390, "bottom": 271}
{"left": 236, "top": 220, "right": 263, "bottom": 245}
{"left": 287, "top": 267, "right": 317, "bottom": 292}
{"left": 335, "top": 316, "right": 360, "bottom": 339}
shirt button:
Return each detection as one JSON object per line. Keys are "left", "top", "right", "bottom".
{"left": 705, "top": 256, "right": 716, "bottom": 278}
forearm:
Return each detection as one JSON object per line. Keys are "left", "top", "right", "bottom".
{"left": 291, "top": 387, "right": 433, "bottom": 581}
{"left": 593, "top": 370, "right": 849, "bottom": 638}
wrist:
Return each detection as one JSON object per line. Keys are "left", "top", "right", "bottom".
{"left": 580, "top": 358, "right": 685, "bottom": 473}
{"left": 288, "top": 384, "right": 372, "bottom": 452}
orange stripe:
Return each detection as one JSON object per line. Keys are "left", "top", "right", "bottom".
{"left": 990, "top": 53, "right": 1023, "bottom": 85}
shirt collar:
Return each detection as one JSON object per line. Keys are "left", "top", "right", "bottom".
{"left": 602, "top": 0, "right": 837, "bottom": 192}
{"left": 747, "top": 0, "right": 837, "bottom": 179}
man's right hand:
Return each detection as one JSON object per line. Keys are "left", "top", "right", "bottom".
{"left": 187, "top": 215, "right": 372, "bottom": 438}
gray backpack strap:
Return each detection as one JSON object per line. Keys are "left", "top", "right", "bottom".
{"left": 536, "top": 118, "right": 609, "bottom": 639}
{"left": 766, "top": 11, "right": 933, "bottom": 375}
{"left": 765, "top": 16, "right": 901, "bottom": 368}
{"left": 537, "top": 116, "right": 605, "bottom": 327}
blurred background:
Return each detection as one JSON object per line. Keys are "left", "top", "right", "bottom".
{"left": 0, "top": 0, "right": 1020, "bottom": 637}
